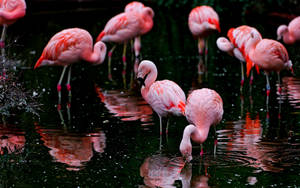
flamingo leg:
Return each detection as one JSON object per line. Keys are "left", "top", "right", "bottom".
{"left": 240, "top": 61, "right": 244, "bottom": 92}
{"left": 57, "top": 66, "right": 68, "bottom": 109}
{"left": 122, "top": 43, "right": 127, "bottom": 89}
{"left": 134, "top": 36, "right": 141, "bottom": 58}
{"left": 250, "top": 69, "right": 254, "bottom": 85}
{"left": 166, "top": 118, "right": 169, "bottom": 134}
{"left": 214, "top": 125, "right": 217, "bottom": 157}
{"left": 66, "top": 65, "right": 72, "bottom": 107}
{"left": 200, "top": 143, "right": 203, "bottom": 157}
{"left": 159, "top": 115, "right": 162, "bottom": 135}
{"left": 277, "top": 72, "right": 281, "bottom": 94}
{"left": 107, "top": 45, "right": 116, "bottom": 81}
{"left": 265, "top": 72, "right": 270, "bottom": 97}
{"left": 0, "top": 25, "right": 7, "bottom": 78}
{"left": 204, "top": 38, "right": 208, "bottom": 68}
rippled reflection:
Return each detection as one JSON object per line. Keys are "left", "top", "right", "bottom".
{"left": 36, "top": 126, "right": 106, "bottom": 171}
{"left": 95, "top": 86, "right": 153, "bottom": 125}
{"left": 281, "top": 76, "right": 300, "bottom": 108}
{"left": 218, "top": 112, "right": 285, "bottom": 172}
{"left": 0, "top": 124, "right": 25, "bottom": 155}
{"left": 139, "top": 154, "right": 189, "bottom": 188}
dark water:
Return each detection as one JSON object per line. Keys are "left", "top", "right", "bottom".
{"left": 1, "top": 3, "right": 300, "bottom": 187}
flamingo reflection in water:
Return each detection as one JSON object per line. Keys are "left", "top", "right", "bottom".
{"left": 219, "top": 112, "right": 285, "bottom": 172}
{"left": 95, "top": 85, "right": 153, "bottom": 124}
{"left": 139, "top": 154, "right": 191, "bottom": 188}
{"left": 0, "top": 124, "right": 25, "bottom": 155}
{"left": 281, "top": 76, "right": 300, "bottom": 108}
{"left": 36, "top": 126, "right": 106, "bottom": 171}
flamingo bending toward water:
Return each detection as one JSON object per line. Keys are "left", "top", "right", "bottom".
{"left": 97, "top": 7, "right": 154, "bottom": 86}
{"left": 34, "top": 28, "right": 107, "bottom": 107}
{"left": 248, "top": 38, "right": 293, "bottom": 96}
{"left": 216, "top": 25, "right": 262, "bottom": 87}
{"left": 188, "top": 6, "right": 220, "bottom": 70}
{"left": 179, "top": 88, "right": 223, "bottom": 161}
{"left": 277, "top": 16, "right": 300, "bottom": 44}
{"left": 137, "top": 60, "right": 186, "bottom": 135}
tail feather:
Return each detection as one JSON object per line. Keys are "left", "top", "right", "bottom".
{"left": 246, "top": 55, "right": 254, "bottom": 77}
{"left": 34, "top": 54, "right": 45, "bottom": 69}
{"left": 96, "top": 31, "right": 105, "bottom": 42}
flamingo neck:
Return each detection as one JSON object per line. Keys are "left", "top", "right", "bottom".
{"left": 82, "top": 41, "right": 106, "bottom": 65}
{"left": 140, "top": 9, "right": 154, "bottom": 34}
{"left": 283, "top": 31, "right": 295, "bottom": 44}
{"left": 183, "top": 123, "right": 210, "bottom": 145}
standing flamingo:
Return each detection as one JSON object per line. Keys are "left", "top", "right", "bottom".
{"left": 277, "top": 16, "right": 300, "bottom": 44}
{"left": 179, "top": 88, "right": 223, "bottom": 161}
{"left": 188, "top": 6, "right": 220, "bottom": 71}
{"left": 96, "top": 7, "right": 154, "bottom": 87}
{"left": 124, "top": 1, "right": 145, "bottom": 58}
{"left": 34, "top": 28, "right": 107, "bottom": 108}
{"left": 216, "top": 25, "right": 262, "bottom": 88}
{"left": 248, "top": 38, "right": 293, "bottom": 96}
{"left": 136, "top": 60, "right": 186, "bottom": 135}
{"left": 0, "top": 0, "right": 26, "bottom": 50}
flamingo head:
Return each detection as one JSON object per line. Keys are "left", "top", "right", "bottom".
{"left": 285, "top": 60, "right": 294, "bottom": 74}
{"left": 179, "top": 134, "right": 193, "bottom": 162}
{"left": 277, "top": 25, "right": 288, "bottom": 40}
{"left": 137, "top": 60, "right": 157, "bottom": 88}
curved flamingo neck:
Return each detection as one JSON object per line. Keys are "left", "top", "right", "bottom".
{"left": 82, "top": 41, "right": 106, "bottom": 65}
{"left": 141, "top": 62, "right": 157, "bottom": 97}
{"left": 183, "top": 124, "right": 210, "bottom": 145}
{"left": 140, "top": 8, "right": 154, "bottom": 34}
{"left": 283, "top": 31, "right": 295, "bottom": 44}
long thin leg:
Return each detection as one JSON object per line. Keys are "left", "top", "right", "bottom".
{"left": 240, "top": 61, "right": 244, "bottom": 92}
{"left": 266, "top": 72, "right": 270, "bottom": 97}
{"left": 66, "top": 65, "right": 72, "bottom": 102}
{"left": 57, "top": 66, "right": 68, "bottom": 109}
{"left": 204, "top": 38, "right": 208, "bottom": 68}
{"left": 0, "top": 25, "right": 7, "bottom": 78}
{"left": 277, "top": 72, "right": 281, "bottom": 94}
{"left": 214, "top": 125, "right": 217, "bottom": 157}
{"left": 159, "top": 115, "right": 162, "bottom": 135}
{"left": 122, "top": 43, "right": 127, "bottom": 89}
{"left": 250, "top": 69, "right": 254, "bottom": 85}
{"left": 200, "top": 144, "right": 203, "bottom": 157}
{"left": 108, "top": 45, "right": 116, "bottom": 81}
{"left": 134, "top": 36, "right": 141, "bottom": 58}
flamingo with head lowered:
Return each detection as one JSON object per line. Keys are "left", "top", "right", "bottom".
{"left": 277, "top": 16, "right": 300, "bottom": 45}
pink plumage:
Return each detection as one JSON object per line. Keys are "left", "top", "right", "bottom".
{"left": 0, "top": 0, "right": 26, "bottom": 26}
{"left": 277, "top": 16, "right": 300, "bottom": 44}
{"left": 180, "top": 88, "right": 223, "bottom": 161}
{"left": 35, "top": 28, "right": 107, "bottom": 69}
{"left": 137, "top": 60, "right": 186, "bottom": 134}
{"left": 124, "top": 1, "right": 145, "bottom": 12}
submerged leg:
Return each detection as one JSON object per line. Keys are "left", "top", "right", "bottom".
{"left": 57, "top": 66, "right": 68, "bottom": 109}
{"left": 122, "top": 43, "right": 127, "bottom": 89}
{"left": 108, "top": 45, "right": 116, "bottom": 81}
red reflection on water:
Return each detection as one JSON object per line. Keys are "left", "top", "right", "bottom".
{"left": 140, "top": 154, "right": 186, "bottom": 187}
{"left": 36, "top": 126, "right": 106, "bottom": 171}
{"left": 225, "top": 112, "right": 282, "bottom": 172}
{"left": 0, "top": 124, "right": 25, "bottom": 155}
{"left": 95, "top": 86, "right": 153, "bottom": 124}
{"left": 282, "top": 76, "right": 300, "bottom": 108}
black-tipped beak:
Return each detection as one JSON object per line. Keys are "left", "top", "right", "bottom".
{"left": 137, "top": 77, "right": 145, "bottom": 87}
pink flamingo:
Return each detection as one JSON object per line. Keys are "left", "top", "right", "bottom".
{"left": 96, "top": 7, "right": 154, "bottom": 86}
{"left": 188, "top": 6, "right": 220, "bottom": 69}
{"left": 136, "top": 60, "right": 186, "bottom": 135}
{"left": 277, "top": 16, "right": 300, "bottom": 44}
{"left": 216, "top": 25, "right": 262, "bottom": 88}
{"left": 0, "top": 0, "right": 26, "bottom": 49}
{"left": 34, "top": 28, "right": 107, "bottom": 107}
{"left": 179, "top": 88, "right": 223, "bottom": 161}
{"left": 247, "top": 38, "right": 293, "bottom": 96}
{"left": 124, "top": 1, "right": 145, "bottom": 58}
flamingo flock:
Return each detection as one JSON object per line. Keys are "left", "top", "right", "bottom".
{"left": 2, "top": 0, "right": 298, "bottom": 163}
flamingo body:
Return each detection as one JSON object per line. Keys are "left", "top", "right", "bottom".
{"left": 35, "top": 28, "right": 107, "bottom": 69}
{"left": 124, "top": 1, "right": 144, "bottom": 12}
{"left": 249, "top": 39, "right": 292, "bottom": 72}
{"left": 277, "top": 16, "right": 300, "bottom": 44}
{"left": 180, "top": 88, "right": 223, "bottom": 160}
{"left": 137, "top": 60, "right": 186, "bottom": 133}
{"left": 97, "top": 8, "right": 154, "bottom": 43}
{"left": 0, "top": 0, "right": 26, "bottom": 26}
{"left": 188, "top": 6, "right": 220, "bottom": 38}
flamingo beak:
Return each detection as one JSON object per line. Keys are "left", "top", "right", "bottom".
{"left": 137, "top": 77, "right": 145, "bottom": 87}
